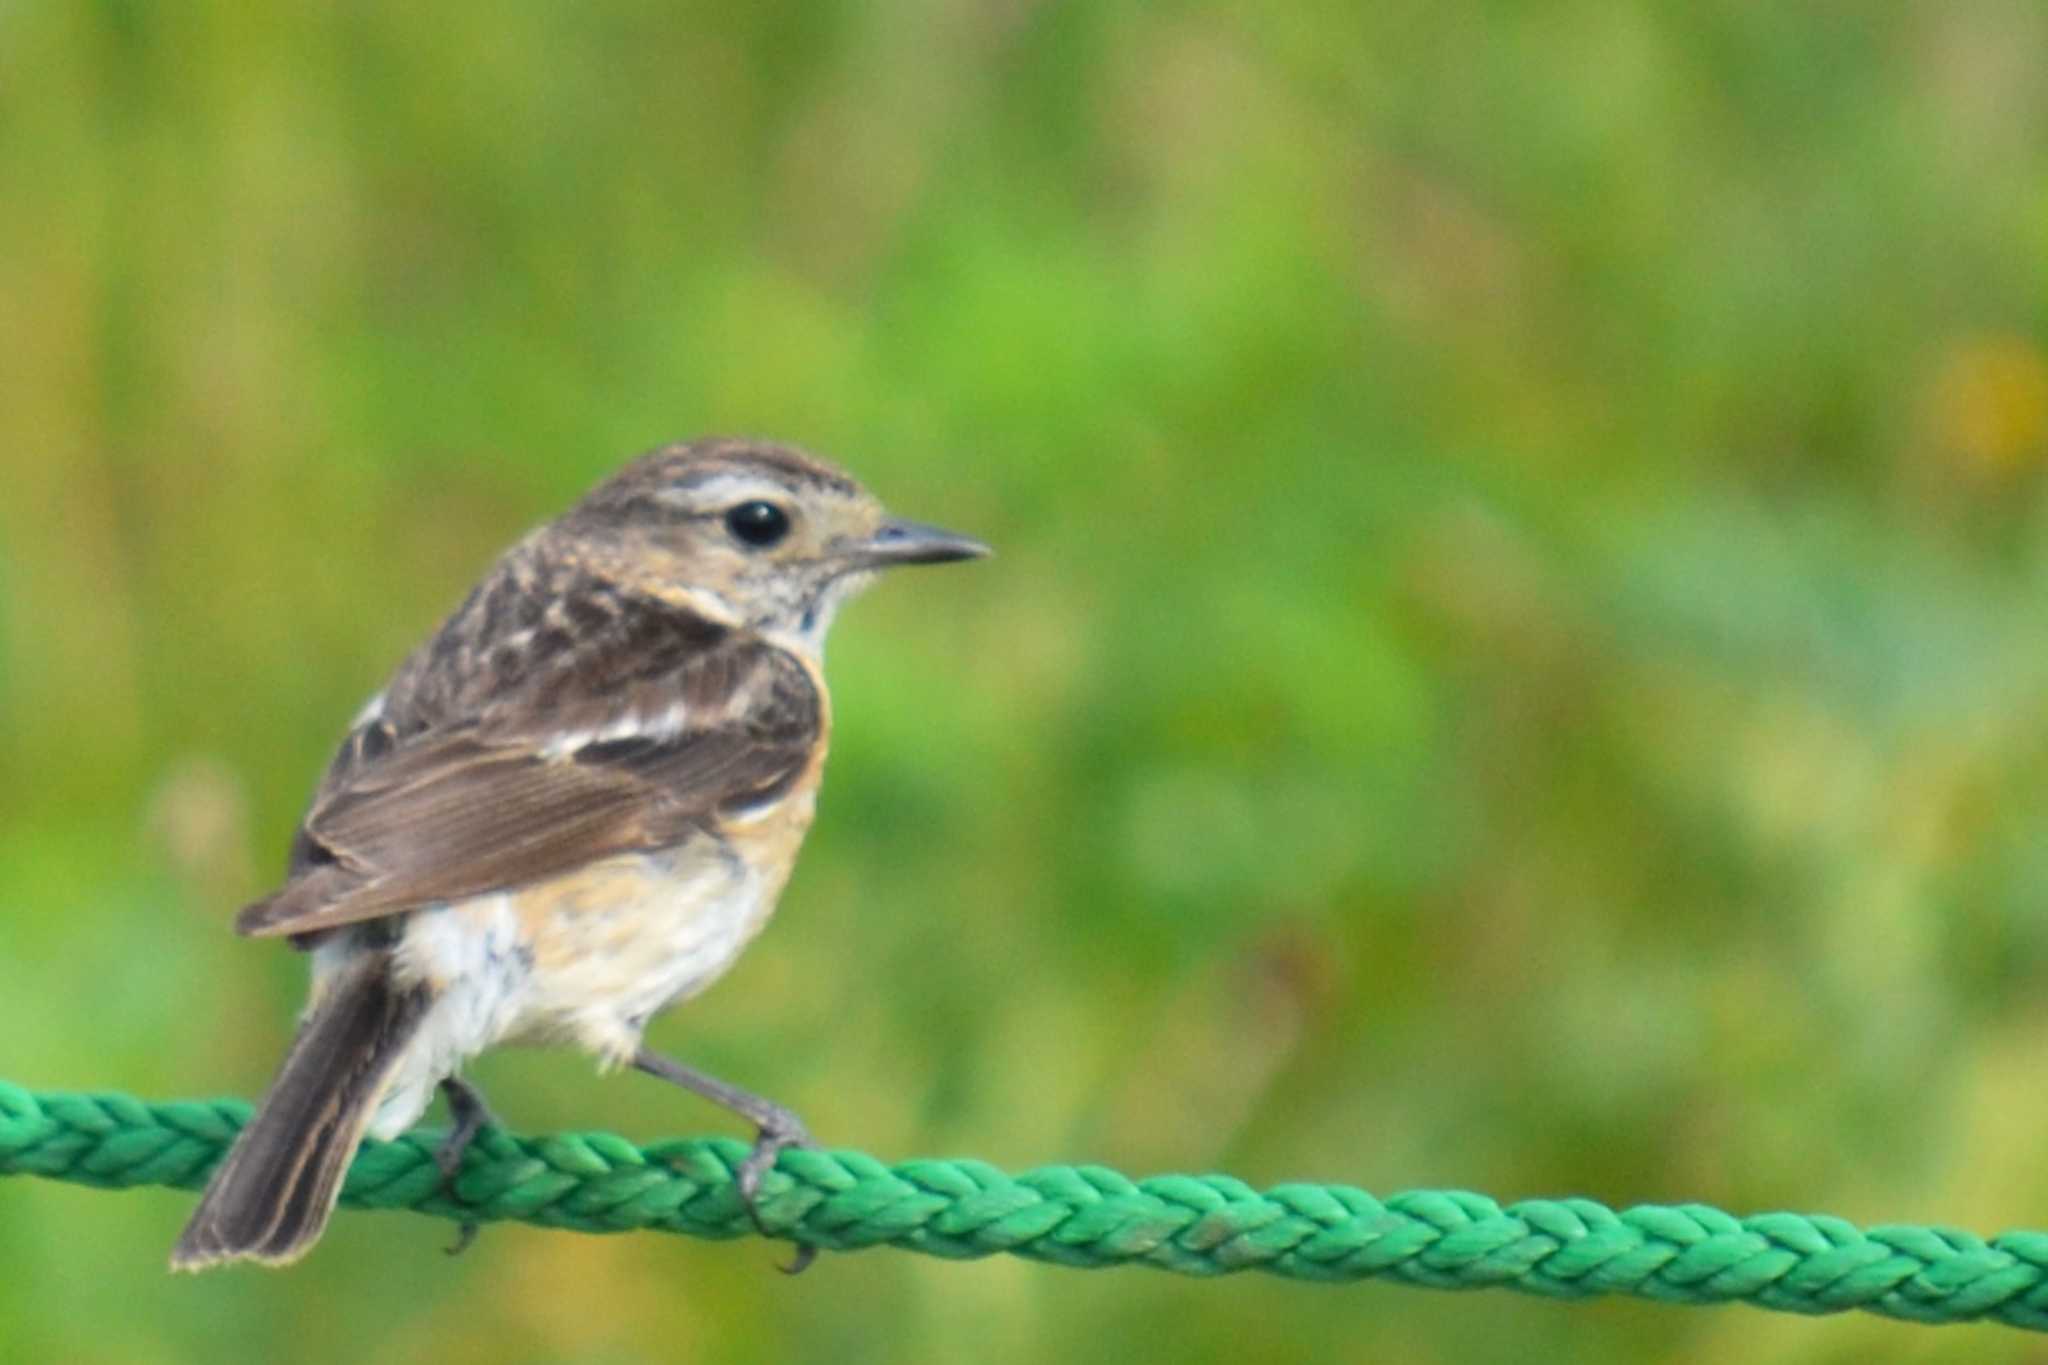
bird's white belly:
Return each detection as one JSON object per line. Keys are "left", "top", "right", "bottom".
{"left": 338, "top": 841, "right": 782, "bottom": 1139}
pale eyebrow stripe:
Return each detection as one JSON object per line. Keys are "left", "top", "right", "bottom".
{"left": 654, "top": 472, "right": 790, "bottom": 509}
{"left": 665, "top": 449, "right": 860, "bottom": 498}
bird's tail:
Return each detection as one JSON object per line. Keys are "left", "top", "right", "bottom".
{"left": 170, "top": 953, "right": 433, "bottom": 1271}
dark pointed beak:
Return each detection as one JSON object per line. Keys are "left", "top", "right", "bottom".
{"left": 855, "top": 518, "right": 992, "bottom": 568}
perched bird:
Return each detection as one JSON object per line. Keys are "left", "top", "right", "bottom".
{"left": 171, "top": 438, "right": 987, "bottom": 1271}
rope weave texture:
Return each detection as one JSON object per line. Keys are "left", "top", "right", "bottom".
{"left": 5, "top": 1080, "right": 2046, "bottom": 1332}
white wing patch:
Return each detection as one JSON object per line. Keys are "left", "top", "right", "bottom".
{"left": 538, "top": 699, "right": 691, "bottom": 760}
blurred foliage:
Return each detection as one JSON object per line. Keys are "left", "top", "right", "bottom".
{"left": 3, "top": 1, "right": 2048, "bottom": 1360}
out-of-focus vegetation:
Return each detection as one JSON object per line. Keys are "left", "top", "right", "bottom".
{"left": 4, "top": 2, "right": 2048, "bottom": 1360}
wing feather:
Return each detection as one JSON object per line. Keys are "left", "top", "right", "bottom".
{"left": 235, "top": 585, "right": 819, "bottom": 940}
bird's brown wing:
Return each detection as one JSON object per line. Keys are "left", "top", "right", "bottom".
{"left": 235, "top": 635, "right": 820, "bottom": 940}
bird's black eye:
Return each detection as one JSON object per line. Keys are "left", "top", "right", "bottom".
{"left": 724, "top": 500, "right": 791, "bottom": 548}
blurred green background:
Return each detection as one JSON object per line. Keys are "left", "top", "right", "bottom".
{"left": 4, "top": 1, "right": 2048, "bottom": 1360}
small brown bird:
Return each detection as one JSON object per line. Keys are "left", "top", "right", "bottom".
{"left": 171, "top": 438, "right": 987, "bottom": 1271}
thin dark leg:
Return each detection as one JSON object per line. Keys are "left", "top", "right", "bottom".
{"left": 436, "top": 1075, "right": 498, "bottom": 1179}
{"left": 436, "top": 1075, "right": 497, "bottom": 1257}
{"left": 632, "top": 1047, "right": 817, "bottom": 1274}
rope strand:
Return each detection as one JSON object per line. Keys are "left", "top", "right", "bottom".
{"left": 5, "top": 1080, "right": 2046, "bottom": 1331}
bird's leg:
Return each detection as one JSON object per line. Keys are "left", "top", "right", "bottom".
{"left": 631, "top": 1047, "right": 817, "bottom": 1274}
{"left": 434, "top": 1074, "right": 498, "bottom": 1257}
{"left": 435, "top": 1074, "right": 498, "bottom": 1179}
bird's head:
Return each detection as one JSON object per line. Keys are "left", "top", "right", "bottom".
{"left": 559, "top": 438, "right": 989, "bottom": 652}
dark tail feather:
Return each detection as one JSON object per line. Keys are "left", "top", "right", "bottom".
{"left": 170, "top": 954, "right": 433, "bottom": 1271}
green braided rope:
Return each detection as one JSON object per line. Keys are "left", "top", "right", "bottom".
{"left": 5, "top": 1081, "right": 2047, "bottom": 1332}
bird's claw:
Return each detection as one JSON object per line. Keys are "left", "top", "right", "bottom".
{"left": 431, "top": 1077, "right": 496, "bottom": 1257}
{"left": 736, "top": 1120, "right": 816, "bottom": 1274}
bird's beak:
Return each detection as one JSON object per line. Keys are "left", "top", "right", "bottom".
{"left": 853, "top": 518, "right": 992, "bottom": 568}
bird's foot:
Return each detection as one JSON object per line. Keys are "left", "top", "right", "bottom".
{"left": 433, "top": 1075, "right": 498, "bottom": 1258}
{"left": 737, "top": 1115, "right": 817, "bottom": 1275}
